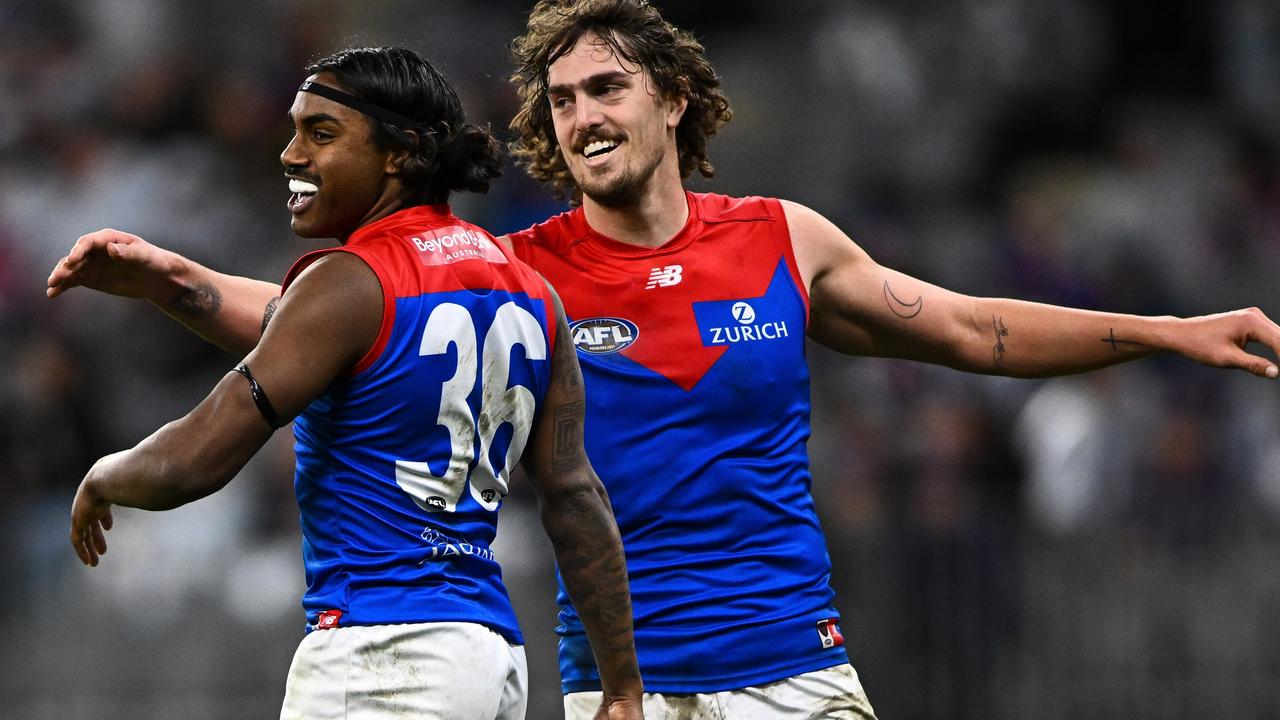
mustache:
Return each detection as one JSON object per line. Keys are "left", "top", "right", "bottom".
{"left": 284, "top": 170, "right": 321, "bottom": 185}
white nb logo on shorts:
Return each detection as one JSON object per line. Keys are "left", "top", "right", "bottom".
{"left": 645, "top": 265, "right": 683, "bottom": 289}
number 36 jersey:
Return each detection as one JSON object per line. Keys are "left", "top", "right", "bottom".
{"left": 510, "top": 192, "right": 848, "bottom": 693}
{"left": 282, "top": 205, "right": 556, "bottom": 642}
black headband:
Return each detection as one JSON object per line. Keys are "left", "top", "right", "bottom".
{"left": 299, "top": 80, "right": 419, "bottom": 129}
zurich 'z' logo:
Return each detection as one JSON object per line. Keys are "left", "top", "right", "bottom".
{"left": 570, "top": 317, "right": 639, "bottom": 354}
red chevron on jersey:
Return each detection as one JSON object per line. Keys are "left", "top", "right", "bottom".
{"left": 509, "top": 192, "right": 808, "bottom": 391}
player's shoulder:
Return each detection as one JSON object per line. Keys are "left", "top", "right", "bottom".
{"left": 505, "top": 205, "right": 584, "bottom": 255}
{"left": 772, "top": 198, "right": 841, "bottom": 239}
{"left": 279, "top": 251, "right": 382, "bottom": 342}
{"left": 690, "top": 191, "right": 784, "bottom": 225}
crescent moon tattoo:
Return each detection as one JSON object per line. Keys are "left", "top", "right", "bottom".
{"left": 883, "top": 280, "right": 923, "bottom": 319}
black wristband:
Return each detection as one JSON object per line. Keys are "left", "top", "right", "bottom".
{"left": 233, "top": 363, "right": 285, "bottom": 430}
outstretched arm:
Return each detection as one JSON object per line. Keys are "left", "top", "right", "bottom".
{"left": 70, "top": 252, "right": 380, "bottom": 566}
{"left": 788, "top": 201, "right": 1280, "bottom": 379}
{"left": 47, "top": 229, "right": 281, "bottom": 355}
{"left": 521, "top": 286, "right": 643, "bottom": 720}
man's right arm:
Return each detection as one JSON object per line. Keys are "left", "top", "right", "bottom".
{"left": 521, "top": 285, "right": 643, "bottom": 720}
{"left": 47, "top": 229, "right": 280, "bottom": 355}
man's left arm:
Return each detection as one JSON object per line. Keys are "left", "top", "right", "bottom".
{"left": 70, "top": 252, "right": 381, "bottom": 566}
{"left": 785, "top": 200, "right": 1280, "bottom": 379}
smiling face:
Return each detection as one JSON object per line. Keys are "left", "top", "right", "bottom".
{"left": 280, "top": 72, "right": 402, "bottom": 239}
{"left": 546, "top": 32, "right": 687, "bottom": 208}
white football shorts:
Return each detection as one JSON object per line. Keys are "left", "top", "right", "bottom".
{"left": 564, "top": 662, "right": 876, "bottom": 720}
{"left": 279, "top": 621, "right": 527, "bottom": 720}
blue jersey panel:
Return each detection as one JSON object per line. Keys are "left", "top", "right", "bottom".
{"left": 294, "top": 287, "right": 552, "bottom": 644}
{"left": 556, "top": 261, "right": 848, "bottom": 692}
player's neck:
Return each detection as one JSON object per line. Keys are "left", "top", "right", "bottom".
{"left": 581, "top": 175, "right": 688, "bottom": 249}
{"left": 340, "top": 182, "right": 414, "bottom": 243}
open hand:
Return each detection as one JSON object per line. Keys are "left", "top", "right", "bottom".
{"left": 70, "top": 471, "right": 114, "bottom": 567}
{"left": 47, "top": 228, "right": 173, "bottom": 301}
{"left": 1179, "top": 307, "right": 1280, "bottom": 379}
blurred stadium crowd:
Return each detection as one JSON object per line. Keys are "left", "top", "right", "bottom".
{"left": 2, "top": 1, "right": 1280, "bottom": 718}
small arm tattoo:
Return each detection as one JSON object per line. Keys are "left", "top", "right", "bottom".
{"left": 261, "top": 296, "right": 281, "bottom": 334}
{"left": 992, "top": 315, "right": 1009, "bottom": 364}
{"left": 551, "top": 400, "right": 584, "bottom": 473}
{"left": 173, "top": 282, "right": 222, "bottom": 318}
{"left": 884, "top": 280, "right": 923, "bottom": 319}
{"left": 1101, "top": 328, "right": 1145, "bottom": 351}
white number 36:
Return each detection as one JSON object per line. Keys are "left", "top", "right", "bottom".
{"left": 394, "top": 301, "right": 546, "bottom": 513}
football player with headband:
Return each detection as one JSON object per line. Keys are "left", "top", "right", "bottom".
{"left": 59, "top": 47, "right": 642, "bottom": 720}
{"left": 49, "top": 3, "right": 1280, "bottom": 719}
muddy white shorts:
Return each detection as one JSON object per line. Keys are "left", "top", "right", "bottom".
{"left": 564, "top": 662, "right": 876, "bottom": 720}
{"left": 279, "top": 621, "right": 527, "bottom": 720}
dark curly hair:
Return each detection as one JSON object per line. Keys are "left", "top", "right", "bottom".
{"left": 307, "top": 47, "right": 503, "bottom": 205}
{"left": 509, "top": 0, "right": 733, "bottom": 202}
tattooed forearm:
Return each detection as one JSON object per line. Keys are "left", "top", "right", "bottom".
{"left": 544, "top": 485, "right": 640, "bottom": 693}
{"left": 562, "top": 350, "right": 581, "bottom": 389}
{"left": 1101, "top": 328, "right": 1145, "bottom": 352}
{"left": 551, "top": 401, "right": 584, "bottom": 473}
{"left": 992, "top": 315, "right": 1009, "bottom": 364}
{"left": 884, "top": 280, "right": 923, "bottom": 319}
{"left": 172, "top": 282, "right": 222, "bottom": 318}
{"left": 261, "top": 296, "right": 281, "bottom": 334}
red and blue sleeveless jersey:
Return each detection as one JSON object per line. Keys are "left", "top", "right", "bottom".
{"left": 509, "top": 192, "right": 847, "bottom": 693}
{"left": 282, "top": 205, "right": 556, "bottom": 644}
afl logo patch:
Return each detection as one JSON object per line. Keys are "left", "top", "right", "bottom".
{"left": 570, "top": 317, "right": 639, "bottom": 354}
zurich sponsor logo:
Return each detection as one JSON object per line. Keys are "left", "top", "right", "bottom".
{"left": 570, "top": 317, "right": 639, "bottom": 354}
{"left": 694, "top": 299, "right": 790, "bottom": 346}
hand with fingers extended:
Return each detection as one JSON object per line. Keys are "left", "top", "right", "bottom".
{"left": 70, "top": 464, "right": 115, "bottom": 567}
{"left": 47, "top": 228, "right": 176, "bottom": 302}
{"left": 1177, "top": 307, "right": 1280, "bottom": 379}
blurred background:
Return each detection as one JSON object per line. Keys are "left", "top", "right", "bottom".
{"left": 3, "top": 0, "right": 1280, "bottom": 718}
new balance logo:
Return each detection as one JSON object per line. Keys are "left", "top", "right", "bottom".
{"left": 645, "top": 264, "right": 683, "bottom": 289}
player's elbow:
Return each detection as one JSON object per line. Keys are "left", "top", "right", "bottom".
{"left": 538, "top": 469, "right": 617, "bottom": 531}
{"left": 145, "top": 422, "right": 249, "bottom": 507}
{"left": 169, "top": 466, "right": 237, "bottom": 506}
{"left": 538, "top": 475, "right": 626, "bottom": 564}
{"left": 540, "top": 472, "right": 608, "bottom": 515}
{"left": 152, "top": 453, "right": 236, "bottom": 509}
